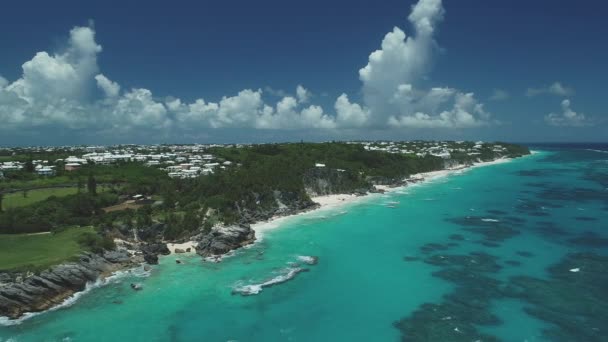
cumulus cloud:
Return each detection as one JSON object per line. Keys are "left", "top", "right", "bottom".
{"left": 526, "top": 82, "right": 574, "bottom": 97}
{"left": 335, "top": 94, "right": 369, "bottom": 128}
{"left": 0, "top": 0, "right": 498, "bottom": 140}
{"left": 544, "top": 99, "right": 589, "bottom": 127}
{"left": 0, "top": 75, "right": 8, "bottom": 89}
{"left": 95, "top": 74, "right": 120, "bottom": 97}
{"left": 296, "top": 85, "right": 311, "bottom": 103}
{"left": 489, "top": 89, "right": 509, "bottom": 101}
{"left": 357, "top": 0, "right": 489, "bottom": 128}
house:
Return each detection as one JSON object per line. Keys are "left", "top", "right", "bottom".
{"left": 64, "top": 163, "right": 81, "bottom": 171}
{"left": 36, "top": 167, "right": 56, "bottom": 176}
{"left": 315, "top": 163, "right": 326, "bottom": 168}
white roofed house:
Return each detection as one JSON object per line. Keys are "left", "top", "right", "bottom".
{"left": 64, "top": 163, "right": 81, "bottom": 172}
{"left": 36, "top": 167, "right": 56, "bottom": 176}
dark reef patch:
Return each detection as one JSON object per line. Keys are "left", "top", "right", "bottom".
{"left": 486, "top": 209, "right": 508, "bottom": 215}
{"left": 537, "top": 186, "right": 608, "bottom": 203}
{"left": 568, "top": 232, "right": 608, "bottom": 248}
{"left": 420, "top": 243, "right": 451, "bottom": 254}
{"left": 516, "top": 251, "right": 534, "bottom": 258}
{"left": 424, "top": 252, "right": 502, "bottom": 273}
{"left": 574, "top": 216, "right": 598, "bottom": 222}
{"left": 517, "top": 170, "right": 546, "bottom": 177}
{"left": 449, "top": 234, "right": 465, "bottom": 241}
{"left": 395, "top": 252, "right": 504, "bottom": 341}
{"left": 447, "top": 216, "right": 520, "bottom": 242}
{"left": 396, "top": 249, "right": 608, "bottom": 341}
{"left": 506, "top": 253, "right": 608, "bottom": 342}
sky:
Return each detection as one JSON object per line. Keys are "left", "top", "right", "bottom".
{"left": 0, "top": 0, "right": 606, "bottom": 146}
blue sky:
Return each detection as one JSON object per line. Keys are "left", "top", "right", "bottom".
{"left": 0, "top": 0, "right": 606, "bottom": 146}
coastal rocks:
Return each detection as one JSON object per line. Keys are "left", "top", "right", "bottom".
{"left": 0, "top": 250, "right": 134, "bottom": 320}
{"left": 174, "top": 248, "right": 186, "bottom": 254}
{"left": 196, "top": 224, "right": 256, "bottom": 257}
{"left": 141, "top": 243, "right": 171, "bottom": 265}
{"left": 136, "top": 223, "right": 167, "bottom": 242}
{"left": 297, "top": 256, "right": 319, "bottom": 265}
{"left": 130, "top": 283, "right": 143, "bottom": 291}
{"left": 235, "top": 190, "right": 317, "bottom": 224}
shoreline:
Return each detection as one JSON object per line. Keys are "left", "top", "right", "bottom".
{"left": 0, "top": 155, "right": 523, "bottom": 325}
{"left": 252, "top": 157, "right": 515, "bottom": 238}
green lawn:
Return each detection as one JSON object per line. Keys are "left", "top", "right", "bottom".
{"left": 3, "top": 187, "right": 79, "bottom": 209}
{"left": 0, "top": 227, "right": 94, "bottom": 272}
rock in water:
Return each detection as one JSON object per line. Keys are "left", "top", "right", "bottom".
{"left": 141, "top": 243, "right": 171, "bottom": 265}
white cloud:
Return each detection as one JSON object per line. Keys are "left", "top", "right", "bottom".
{"left": 0, "top": 75, "right": 8, "bottom": 89}
{"left": 0, "top": 0, "right": 500, "bottom": 139}
{"left": 296, "top": 85, "right": 311, "bottom": 103}
{"left": 111, "top": 88, "right": 170, "bottom": 130}
{"left": 95, "top": 74, "right": 120, "bottom": 97}
{"left": 356, "top": 0, "right": 490, "bottom": 129}
{"left": 389, "top": 92, "right": 489, "bottom": 128}
{"left": 545, "top": 99, "right": 589, "bottom": 127}
{"left": 335, "top": 94, "right": 369, "bottom": 128}
{"left": 489, "top": 89, "right": 509, "bottom": 101}
{"left": 526, "top": 82, "right": 574, "bottom": 97}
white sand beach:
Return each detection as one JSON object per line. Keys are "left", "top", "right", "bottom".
{"left": 167, "top": 241, "right": 197, "bottom": 254}
{"left": 251, "top": 157, "right": 516, "bottom": 237}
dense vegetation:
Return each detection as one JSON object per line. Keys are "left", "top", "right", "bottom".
{"left": 0, "top": 142, "right": 530, "bottom": 241}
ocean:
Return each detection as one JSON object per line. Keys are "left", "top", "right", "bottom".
{"left": 1, "top": 144, "right": 607, "bottom": 341}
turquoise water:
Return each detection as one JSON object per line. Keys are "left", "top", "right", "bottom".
{"left": 1, "top": 147, "right": 607, "bottom": 341}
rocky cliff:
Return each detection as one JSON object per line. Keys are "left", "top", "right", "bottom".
{"left": 0, "top": 250, "right": 135, "bottom": 319}
{"left": 195, "top": 224, "right": 256, "bottom": 257}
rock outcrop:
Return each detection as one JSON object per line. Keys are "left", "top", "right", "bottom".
{"left": 141, "top": 243, "right": 170, "bottom": 265}
{"left": 0, "top": 250, "right": 134, "bottom": 320}
{"left": 196, "top": 224, "right": 256, "bottom": 257}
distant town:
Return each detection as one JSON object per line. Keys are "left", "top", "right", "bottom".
{"left": 0, "top": 140, "right": 509, "bottom": 180}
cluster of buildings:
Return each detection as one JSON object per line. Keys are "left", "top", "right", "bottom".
{"left": 0, "top": 160, "right": 56, "bottom": 176}
{"left": 0, "top": 144, "right": 239, "bottom": 179}
{"left": 0, "top": 141, "right": 510, "bottom": 180}
{"left": 356, "top": 141, "right": 507, "bottom": 159}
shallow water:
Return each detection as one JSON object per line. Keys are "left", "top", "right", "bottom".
{"left": 1, "top": 145, "right": 607, "bottom": 341}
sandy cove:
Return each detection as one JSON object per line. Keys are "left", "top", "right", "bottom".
{"left": 167, "top": 241, "right": 197, "bottom": 254}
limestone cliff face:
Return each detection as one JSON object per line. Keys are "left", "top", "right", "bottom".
{"left": 303, "top": 167, "right": 371, "bottom": 196}
{"left": 0, "top": 250, "right": 135, "bottom": 319}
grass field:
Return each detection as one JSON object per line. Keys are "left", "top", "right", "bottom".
{"left": 0, "top": 227, "right": 94, "bottom": 272}
{"left": 3, "top": 187, "right": 79, "bottom": 209}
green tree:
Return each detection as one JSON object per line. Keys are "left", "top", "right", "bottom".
{"left": 0, "top": 193, "right": 4, "bottom": 212}
{"left": 25, "top": 157, "right": 35, "bottom": 173}
{"left": 87, "top": 173, "right": 97, "bottom": 195}
{"left": 77, "top": 178, "right": 84, "bottom": 194}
